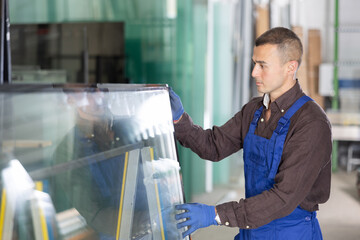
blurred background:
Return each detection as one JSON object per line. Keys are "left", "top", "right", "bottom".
{"left": 2, "top": 0, "right": 360, "bottom": 239}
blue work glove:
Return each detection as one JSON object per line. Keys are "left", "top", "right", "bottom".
{"left": 175, "top": 203, "right": 217, "bottom": 238}
{"left": 168, "top": 87, "right": 184, "bottom": 122}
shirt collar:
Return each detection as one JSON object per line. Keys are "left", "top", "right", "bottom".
{"left": 262, "top": 80, "right": 304, "bottom": 111}
{"left": 263, "top": 93, "right": 270, "bottom": 109}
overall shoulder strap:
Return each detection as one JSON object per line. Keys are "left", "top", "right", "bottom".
{"left": 248, "top": 106, "right": 264, "bottom": 133}
{"left": 283, "top": 95, "right": 313, "bottom": 120}
{"left": 274, "top": 95, "right": 313, "bottom": 134}
{"left": 268, "top": 95, "right": 314, "bottom": 180}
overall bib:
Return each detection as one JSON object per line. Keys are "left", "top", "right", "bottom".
{"left": 234, "top": 96, "right": 323, "bottom": 240}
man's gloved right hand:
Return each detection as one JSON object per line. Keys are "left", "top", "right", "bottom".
{"left": 169, "top": 88, "right": 184, "bottom": 122}
{"left": 175, "top": 203, "right": 218, "bottom": 238}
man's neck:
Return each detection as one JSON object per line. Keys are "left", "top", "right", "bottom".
{"left": 269, "top": 79, "right": 296, "bottom": 102}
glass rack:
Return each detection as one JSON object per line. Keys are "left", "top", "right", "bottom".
{"left": 0, "top": 84, "right": 188, "bottom": 240}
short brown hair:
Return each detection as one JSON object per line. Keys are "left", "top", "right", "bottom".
{"left": 255, "top": 27, "right": 303, "bottom": 67}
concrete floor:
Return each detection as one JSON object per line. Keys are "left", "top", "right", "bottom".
{"left": 317, "top": 170, "right": 360, "bottom": 240}
{"left": 190, "top": 170, "right": 360, "bottom": 240}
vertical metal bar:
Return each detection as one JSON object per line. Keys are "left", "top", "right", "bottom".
{"left": 332, "top": 0, "right": 339, "bottom": 172}
{"left": 205, "top": 0, "right": 214, "bottom": 193}
{"left": 332, "top": 0, "right": 339, "bottom": 110}
{"left": 117, "top": 149, "right": 140, "bottom": 240}
{"left": 0, "top": 0, "right": 4, "bottom": 84}
{"left": 241, "top": 0, "right": 253, "bottom": 106}
{"left": 0, "top": 0, "right": 10, "bottom": 156}
{"left": 140, "top": 147, "right": 164, "bottom": 240}
{"left": 82, "top": 26, "right": 89, "bottom": 84}
{"left": 0, "top": 189, "right": 6, "bottom": 239}
{"left": 3, "top": 0, "right": 10, "bottom": 83}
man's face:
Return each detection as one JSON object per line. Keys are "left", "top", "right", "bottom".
{"left": 251, "top": 44, "right": 291, "bottom": 100}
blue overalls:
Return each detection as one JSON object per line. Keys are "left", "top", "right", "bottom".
{"left": 234, "top": 96, "right": 323, "bottom": 240}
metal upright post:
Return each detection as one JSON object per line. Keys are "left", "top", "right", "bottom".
{"left": 3, "top": 0, "right": 10, "bottom": 84}
{"left": 140, "top": 147, "right": 165, "bottom": 240}
{"left": 82, "top": 26, "right": 88, "bottom": 84}
{"left": 332, "top": 0, "right": 339, "bottom": 110}
{"left": 116, "top": 149, "right": 140, "bottom": 240}
{"left": 0, "top": 0, "right": 4, "bottom": 84}
{"left": 0, "top": 0, "right": 11, "bottom": 84}
{"left": 332, "top": 0, "right": 339, "bottom": 172}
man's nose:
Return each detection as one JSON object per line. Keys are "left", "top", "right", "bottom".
{"left": 251, "top": 65, "right": 259, "bottom": 78}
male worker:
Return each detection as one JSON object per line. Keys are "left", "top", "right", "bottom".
{"left": 170, "top": 27, "right": 332, "bottom": 239}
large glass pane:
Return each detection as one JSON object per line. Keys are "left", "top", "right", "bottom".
{"left": 0, "top": 84, "right": 188, "bottom": 240}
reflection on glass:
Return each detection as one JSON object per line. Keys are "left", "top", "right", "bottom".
{"left": 0, "top": 84, "right": 188, "bottom": 240}
{"left": 10, "top": 23, "right": 126, "bottom": 84}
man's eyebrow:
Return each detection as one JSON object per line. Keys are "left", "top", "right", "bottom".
{"left": 252, "top": 59, "right": 267, "bottom": 64}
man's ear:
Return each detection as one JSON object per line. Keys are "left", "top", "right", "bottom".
{"left": 287, "top": 60, "right": 298, "bottom": 73}
{"left": 287, "top": 60, "right": 299, "bottom": 79}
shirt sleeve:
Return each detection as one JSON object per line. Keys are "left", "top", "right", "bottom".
{"left": 174, "top": 111, "right": 243, "bottom": 162}
{"left": 216, "top": 118, "right": 332, "bottom": 229}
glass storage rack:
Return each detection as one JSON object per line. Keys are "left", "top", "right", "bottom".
{"left": 0, "top": 84, "right": 188, "bottom": 240}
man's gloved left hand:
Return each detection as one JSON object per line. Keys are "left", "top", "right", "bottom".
{"left": 175, "top": 203, "right": 217, "bottom": 238}
{"left": 168, "top": 87, "right": 184, "bottom": 122}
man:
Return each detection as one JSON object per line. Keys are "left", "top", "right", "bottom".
{"left": 170, "top": 27, "right": 332, "bottom": 240}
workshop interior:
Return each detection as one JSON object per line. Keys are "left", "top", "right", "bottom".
{"left": 1, "top": 0, "right": 360, "bottom": 239}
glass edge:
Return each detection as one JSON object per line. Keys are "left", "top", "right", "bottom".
{"left": 0, "top": 83, "right": 169, "bottom": 93}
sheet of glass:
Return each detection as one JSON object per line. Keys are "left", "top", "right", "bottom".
{"left": 0, "top": 84, "right": 188, "bottom": 240}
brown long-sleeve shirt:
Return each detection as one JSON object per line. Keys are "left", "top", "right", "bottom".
{"left": 174, "top": 81, "right": 332, "bottom": 229}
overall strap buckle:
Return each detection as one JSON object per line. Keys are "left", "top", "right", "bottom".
{"left": 251, "top": 106, "right": 263, "bottom": 125}
{"left": 274, "top": 116, "right": 289, "bottom": 134}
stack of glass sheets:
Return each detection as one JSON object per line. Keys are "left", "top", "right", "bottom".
{"left": 0, "top": 84, "right": 188, "bottom": 240}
